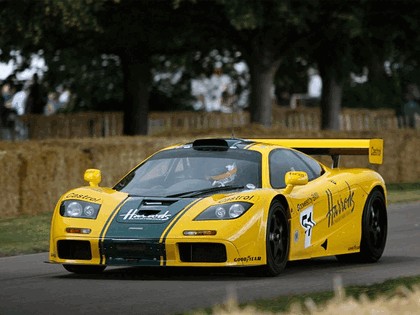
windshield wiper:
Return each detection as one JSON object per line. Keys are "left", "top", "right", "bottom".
{"left": 166, "top": 185, "right": 244, "bottom": 198}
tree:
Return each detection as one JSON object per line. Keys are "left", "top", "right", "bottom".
{"left": 0, "top": 0, "right": 205, "bottom": 135}
{"left": 0, "top": 0, "right": 111, "bottom": 109}
{"left": 358, "top": 0, "right": 420, "bottom": 113}
{"left": 210, "top": 0, "right": 316, "bottom": 127}
{"left": 2, "top": 0, "right": 419, "bottom": 134}
{"left": 308, "top": 1, "right": 420, "bottom": 129}
{"left": 301, "top": 2, "right": 365, "bottom": 130}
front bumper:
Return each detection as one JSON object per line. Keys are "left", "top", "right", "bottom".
{"left": 49, "top": 237, "right": 259, "bottom": 267}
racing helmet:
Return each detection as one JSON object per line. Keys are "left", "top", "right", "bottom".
{"left": 208, "top": 162, "right": 237, "bottom": 187}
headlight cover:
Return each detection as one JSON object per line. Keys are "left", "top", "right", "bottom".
{"left": 60, "top": 200, "right": 101, "bottom": 219}
{"left": 194, "top": 202, "right": 252, "bottom": 220}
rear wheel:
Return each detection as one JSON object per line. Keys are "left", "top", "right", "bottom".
{"left": 260, "top": 201, "right": 289, "bottom": 276}
{"left": 63, "top": 264, "right": 106, "bottom": 274}
{"left": 336, "top": 189, "right": 387, "bottom": 263}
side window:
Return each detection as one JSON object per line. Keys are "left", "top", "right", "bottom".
{"left": 291, "top": 150, "right": 323, "bottom": 180}
{"left": 270, "top": 149, "right": 300, "bottom": 188}
{"left": 269, "top": 149, "right": 322, "bottom": 188}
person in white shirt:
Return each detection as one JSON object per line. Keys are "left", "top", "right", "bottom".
{"left": 11, "top": 83, "right": 28, "bottom": 115}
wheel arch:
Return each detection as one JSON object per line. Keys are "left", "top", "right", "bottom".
{"left": 366, "top": 183, "right": 387, "bottom": 207}
{"left": 272, "top": 194, "right": 291, "bottom": 220}
{"left": 371, "top": 184, "right": 385, "bottom": 197}
{"left": 358, "top": 171, "right": 387, "bottom": 203}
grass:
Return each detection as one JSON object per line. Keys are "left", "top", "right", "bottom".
{"left": 387, "top": 183, "right": 420, "bottom": 203}
{"left": 0, "top": 212, "right": 51, "bottom": 257}
{"left": 245, "top": 275, "right": 420, "bottom": 314}
{"left": 187, "top": 275, "right": 420, "bottom": 315}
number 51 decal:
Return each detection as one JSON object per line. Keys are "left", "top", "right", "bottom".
{"left": 300, "top": 206, "right": 316, "bottom": 248}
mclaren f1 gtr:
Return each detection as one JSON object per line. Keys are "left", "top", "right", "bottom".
{"left": 49, "top": 138, "right": 387, "bottom": 276}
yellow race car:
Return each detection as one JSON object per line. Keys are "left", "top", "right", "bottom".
{"left": 49, "top": 138, "right": 387, "bottom": 276}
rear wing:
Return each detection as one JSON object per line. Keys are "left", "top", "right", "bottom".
{"left": 251, "top": 138, "right": 383, "bottom": 168}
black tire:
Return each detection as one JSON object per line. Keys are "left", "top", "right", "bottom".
{"left": 63, "top": 264, "right": 106, "bottom": 274}
{"left": 261, "top": 200, "right": 290, "bottom": 276}
{"left": 336, "top": 189, "right": 387, "bottom": 263}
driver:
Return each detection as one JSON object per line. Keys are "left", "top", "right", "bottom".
{"left": 207, "top": 162, "right": 237, "bottom": 187}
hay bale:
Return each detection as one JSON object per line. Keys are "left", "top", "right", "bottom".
{"left": 0, "top": 129, "right": 418, "bottom": 219}
{"left": 397, "top": 132, "right": 420, "bottom": 183}
{"left": 18, "top": 143, "right": 90, "bottom": 216}
{"left": 0, "top": 150, "right": 22, "bottom": 217}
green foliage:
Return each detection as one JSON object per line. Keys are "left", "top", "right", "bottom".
{"left": 43, "top": 50, "right": 123, "bottom": 111}
{"left": 43, "top": 0, "right": 103, "bottom": 32}
{"left": 274, "top": 57, "right": 309, "bottom": 105}
{"left": 1, "top": 0, "right": 420, "bottom": 125}
{"left": 342, "top": 79, "right": 401, "bottom": 110}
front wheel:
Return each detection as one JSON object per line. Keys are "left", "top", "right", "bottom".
{"left": 63, "top": 264, "right": 106, "bottom": 274}
{"left": 260, "top": 201, "right": 290, "bottom": 276}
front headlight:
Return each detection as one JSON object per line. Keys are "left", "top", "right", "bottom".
{"left": 194, "top": 202, "right": 252, "bottom": 220}
{"left": 60, "top": 200, "right": 101, "bottom": 219}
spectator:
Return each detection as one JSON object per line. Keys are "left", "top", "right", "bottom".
{"left": 1, "top": 82, "right": 16, "bottom": 128}
{"left": 0, "top": 82, "right": 25, "bottom": 140}
{"left": 402, "top": 84, "right": 420, "bottom": 128}
{"left": 11, "top": 82, "right": 28, "bottom": 115}
{"left": 44, "top": 92, "right": 60, "bottom": 115}
{"left": 191, "top": 63, "right": 234, "bottom": 112}
{"left": 0, "top": 82, "right": 8, "bottom": 127}
{"left": 58, "top": 84, "right": 71, "bottom": 109}
{"left": 25, "top": 73, "right": 44, "bottom": 114}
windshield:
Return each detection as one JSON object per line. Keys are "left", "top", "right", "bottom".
{"left": 114, "top": 148, "right": 261, "bottom": 197}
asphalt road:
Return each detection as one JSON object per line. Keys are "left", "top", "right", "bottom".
{"left": 1, "top": 201, "right": 419, "bottom": 315}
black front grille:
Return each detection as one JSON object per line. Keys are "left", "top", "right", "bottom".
{"left": 102, "top": 240, "right": 164, "bottom": 261}
{"left": 178, "top": 243, "right": 227, "bottom": 263}
{"left": 57, "top": 240, "right": 92, "bottom": 260}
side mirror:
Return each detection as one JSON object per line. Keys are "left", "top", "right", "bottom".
{"left": 283, "top": 171, "right": 308, "bottom": 194}
{"left": 84, "top": 169, "right": 102, "bottom": 187}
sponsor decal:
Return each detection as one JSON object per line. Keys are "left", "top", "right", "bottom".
{"left": 120, "top": 209, "right": 172, "bottom": 221}
{"left": 234, "top": 256, "right": 261, "bottom": 263}
{"left": 220, "top": 195, "right": 254, "bottom": 203}
{"left": 371, "top": 146, "right": 381, "bottom": 156}
{"left": 65, "top": 192, "right": 101, "bottom": 203}
{"left": 296, "top": 192, "right": 319, "bottom": 211}
{"left": 289, "top": 171, "right": 306, "bottom": 178}
{"left": 300, "top": 205, "right": 316, "bottom": 248}
{"left": 326, "top": 182, "right": 355, "bottom": 227}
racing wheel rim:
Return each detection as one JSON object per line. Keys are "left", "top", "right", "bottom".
{"left": 265, "top": 201, "right": 289, "bottom": 275}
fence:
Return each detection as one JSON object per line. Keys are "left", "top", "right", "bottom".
{"left": 270, "top": 107, "right": 401, "bottom": 132}
{"left": 4, "top": 107, "right": 418, "bottom": 140}
{"left": 148, "top": 107, "right": 410, "bottom": 134}
{"left": 18, "top": 112, "right": 124, "bottom": 139}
